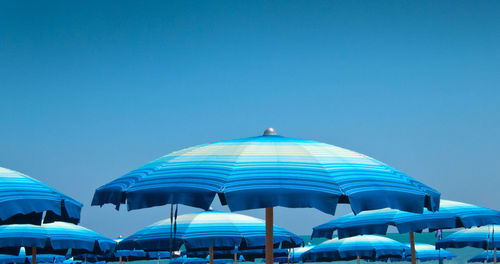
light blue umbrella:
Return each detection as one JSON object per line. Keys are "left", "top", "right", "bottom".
{"left": 400, "top": 243, "right": 455, "bottom": 262}
{"left": 0, "top": 167, "right": 82, "bottom": 225}
{"left": 436, "top": 225, "right": 500, "bottom": 250}
{"left": 301, "top": 235, "right": 409, "bottom": 263}
{"left": 92, "top": 128, "right": 440, "bottom": 264}
{"left": 312, "top": 200, "right": 500, "bottom": 264}
{"left": 0, "top": 222, "right": 116, "bottom": 257}
{"left": 468, "top": 251, "right": 500, "bottom": 263}
{"left": 274, "top": 246, "right": 313, "bottom": 263}
{"left": 313, "top": 200, "right": 500, "bottom": 239}
{"left": 118, "top": 211, "right": 303, "bottom": 251}
{"left": 92, "top": 129, "right": 439, "bottom": 215}
{"left": 0, "top": 254, "right": 25, "bottom": 264}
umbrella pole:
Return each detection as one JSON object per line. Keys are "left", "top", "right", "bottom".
{"left": 357, "top": 256, "right": 360, "bottom": 264}
{"left": 234, "top": 252, "right": 237, "bottom": 264}
{"left": 266, "top": 207, "right": 274, "bottom": 264}
{"left": 84, "top": 256, "right": 87, "bottom": 264}
{"left": 495, "top": 248, "right": 497, "bottom": 264}
{"left": 409, "top": 232, "right": 416, "bottom": 264}
{"left": 119, "top": 256, "right": 122, "bottom": 264}
{"left": 209, "top": 246, "right": 214, "bottom": 264}
{"left": 158, "top": 254, "right": 160, "bottom": 264}
{"left": 32, "top": 247, "right": 36, "bottom": 264}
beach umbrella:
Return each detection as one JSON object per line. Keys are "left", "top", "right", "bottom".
{"left": 301, "top": 235, "right": 409, "bottom": 263}
{"left": 312, "top": 200, "right": 500, "bottom": 264}
{"left": 0, "top": 167, "right": 82, "bottom": 225}
{"left": 92, "top": 128, "right": 440, "bottom": 264}
{"left": 0, "top": 222, "right": 116, "bottom": 264}
{"left": 468, "top": 251, "right": 500, "bottom": 263}
{"left": 27, "top": 254, "right": 67, "bottom": 264}
{"left": 118, "top": 210, "right": 302, "bottom": 263}
{"left": 436, "top": 226, "right": 500, "bottom": 264}
{"left": 273, "top": 246, "right": 313, "bottom": 263}
{"left": 0, "top": 254, "right": 26, "bottom": 264}
{"left": 399, "top": 243, "right": 455, "bottom": 262}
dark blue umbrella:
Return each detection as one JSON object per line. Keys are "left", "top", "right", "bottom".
{"left": 0, "top": 167, "right": 82, "bottom": 225}
{"left": 468, "top": 251, "right": 500, "bottom": 263}
{"left": 301, "top": 235, "right": 409, "bottom": 263}
{"left": 92, "top": 128, "right": 440, "bottom": 264}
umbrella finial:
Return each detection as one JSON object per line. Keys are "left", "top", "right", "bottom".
{"left": 263, "top": 128, "right": 277, "bottom": 136}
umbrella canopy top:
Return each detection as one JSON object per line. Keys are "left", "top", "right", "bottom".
{"left": 92, "top": 130, "right": 439, "bottom": 215}
{"left": 468, "top": 250, "right": 500, "bottom": 263}
{"left": 0, "top": 221, "right": 116, "bottom": 255}
{"left": 312, "top": 200, "right": 500, "bottom": 239}
{"left": 0, "top": 167, "right": 82, "bottom": 225}
{"left": 436, "top": 225, "right": 500, "bottom": 250}
{"left": 301, "top": 235, "right": 409, "bottom": 262}
{"left": 118, "top": 210, "right": 303, "bottom": 251}
{"left": 402, "top": 243, "right": 456, "bottom": 262}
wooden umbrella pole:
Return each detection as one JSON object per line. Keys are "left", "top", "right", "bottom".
{"left": 84, "top": 256, "right": 87, "bottom": 264}
{"left": 119, "top": 256, "right": 122, "bottom": 264}
{"left": 32, "top": 247, "right": 37, "bottom": 264}
{"left": 266, "top": 207, "right": 274, "bottom": 264}
{"left": 357, "top": 256, "right": 360, "bottom": 264}
{"left": 409, "top": 232, "right": 416, "bottom": 264}
{"left": 209, "top": 246, "right": 214, "bottom": 264}
{"left": 234, "top": 252, "right": 237, "bottom": 264}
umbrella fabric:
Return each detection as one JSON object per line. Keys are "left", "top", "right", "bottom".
{"left": 0, "top": 167, "right": 82, "bottom": 225}
{"left": 0, "top": 222, "right": 116, "bottom": 254}
{"left": 436, "top": 226, "right": 500, "bottom": 250}
{"left": 147, "top": 251, "right": 171, "bottom": 259}
{"left": 92, "top": 131, "right": 440, "bottom": 215}
{"left": 468, "top": 251, "right": 500, "bottom": 263}
{"left": 27, "top": 254, "right": 67, "bottom": 263}
{"left": 274, "top": 246, "right": 313, "bottom": 263}
{"left": 114, "top": 250, "right": 146, "bottom": 257}
{"left": 312, "top": 200, "right": 500, "bottom": 239}
{"left": 118, "top": 211, "right": 303, "bottom": 251}
{"left": 187, "top": 248, "right": 288, "bottom": 261}
{"left": 0, "top": 254, "right": 25, "bottom": 264}
{"left": 301, "top": 235, "right": 409, "bottom": 262}
{"left": 402, "top": 243, "right": 455, "bottom": 262}
{"left": 170, "top": 256, "right": 206, "bottom": 264}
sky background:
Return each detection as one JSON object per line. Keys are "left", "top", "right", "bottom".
{"left": 1, "top": 0, "right": 499, "bottom": 238}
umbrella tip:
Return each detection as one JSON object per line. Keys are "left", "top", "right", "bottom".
{"left": 263, "top": 128, "right": 277, "bottom": 136}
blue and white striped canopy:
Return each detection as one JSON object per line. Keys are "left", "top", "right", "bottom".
{"left": 468, "top": 251, "right": 500, "bottom": 263}
{"left": 92, "top": 130, "right": 440, "bottom": 215}
{"left": 312, "top": 200, "right": 500, "bottom": 239}
{"left": 0, "top": 167, "right": 82, "bottom": 225}
{"left": 401, "top": 243, "right": 455, "bottom": 262}
{"left": 436, "top": 225, "right": 500, "bottom": 250}
{"left": 0, "top": 222, "right": 116, "bottom": 254}
{"left": 274, "top": 246, "right": 313, "bottom": 263}
{"left": 300, "top": 235, "right": 409, "bottom": 262}
{"left": 118, "top": 211, "right": 302, "bottom": 251}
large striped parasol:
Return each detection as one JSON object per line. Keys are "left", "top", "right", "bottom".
{"left": 92, "top": 128, "right": 440, "bottom": 264}
{"left": 0, "top": 167, "right": 82, "bottom": 225}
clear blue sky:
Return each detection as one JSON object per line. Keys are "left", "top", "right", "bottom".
{"left": 1, "top": 1, "right": 499, "bottom": 238}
